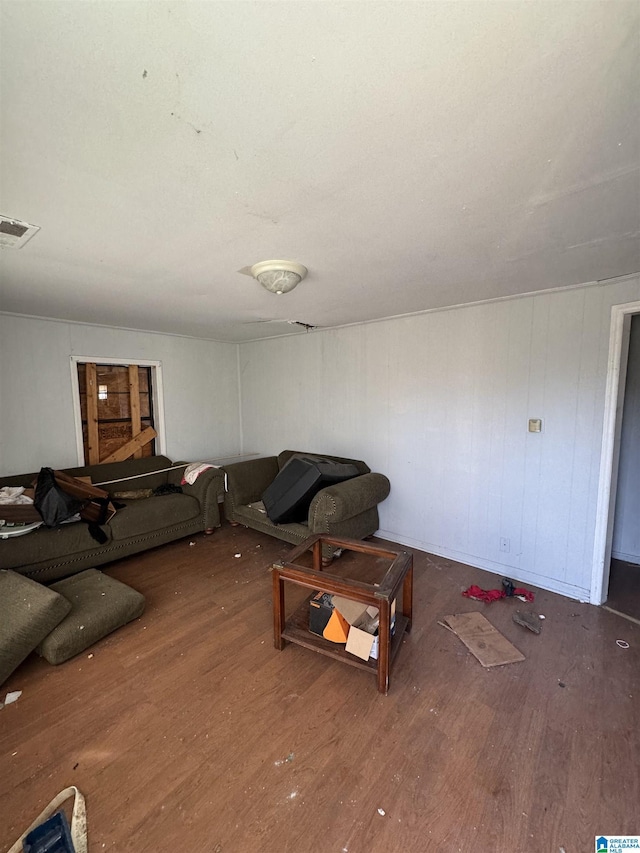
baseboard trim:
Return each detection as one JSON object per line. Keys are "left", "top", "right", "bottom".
{"left": 611, "top": 550, "right": 640, "bottom": 566}
{"left": 601, "top": 605, "right": 640, "bottom": 627}
{"left": 375, "top": 529, "right": 590, "bottom": 603}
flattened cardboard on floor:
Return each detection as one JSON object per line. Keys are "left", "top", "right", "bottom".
{"left": 444, "top": 611, "right": 525, "bottom": 667}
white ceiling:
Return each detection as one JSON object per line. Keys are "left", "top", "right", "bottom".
{"left": 1, "top": 1, "right": 639, "bottom": 342}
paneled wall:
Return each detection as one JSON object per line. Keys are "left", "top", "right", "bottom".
{"left": 612, "top": 314, "right": 640, "bottom": 563}
{"left": 239, "top": 276, "right": 640, "bottom": 600}
{"left": 3, "top": 275, "right": 639, "bottom": 601}
{"left": 0, "top": 315, "right": 241, "bottom": 474}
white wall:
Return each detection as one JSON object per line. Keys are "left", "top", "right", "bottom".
{"left": 0, "top": 315, "right": 241, "bottom": 474}
{"left": 612, "top": 313, "right": 640, "bottom": 563}
{"left": 238, "top": 275, "right": 640, "bottom": 601}
{"left": 3, "top": 275, "right": 639, "bottom": 601}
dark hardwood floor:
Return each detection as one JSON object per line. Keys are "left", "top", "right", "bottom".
{"left": 1, "top": 524, "right": 638, "bottom": 852}
{"left": 607, "top": 558, "right": 640, "bottom": 622}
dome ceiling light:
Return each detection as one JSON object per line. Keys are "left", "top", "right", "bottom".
{"left": 250, "top": 260, "right": 308, "bottom": 295}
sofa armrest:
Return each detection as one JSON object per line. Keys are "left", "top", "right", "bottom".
{"left": 308, "top": 473, "right": 391, "bottom": 530}
{"left": 169, "top": 464, "right": 225, "bottom": 530}
{"left": 222, "top": 457, "right": 279, "bottom": 520}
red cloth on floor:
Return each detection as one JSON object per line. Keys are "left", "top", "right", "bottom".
{"left": 513, "top": 587, "right": 535, "bottom": 602}
{"left": 462, "top": 584, "right": 534, "bottom": 603}
{"left": 463, "top": 585, "right": 504, "bottom": 603}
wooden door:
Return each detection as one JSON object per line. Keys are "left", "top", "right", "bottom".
{"left": 77, "top": 363, "right": 157, "bottom": 464}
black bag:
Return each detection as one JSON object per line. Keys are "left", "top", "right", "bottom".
{"left": 34, "top": 467, "right": 87, "bottom": 528}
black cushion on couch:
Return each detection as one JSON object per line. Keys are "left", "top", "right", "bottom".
{"left": 262, "top": 455, "right": 359, "bottom": 524}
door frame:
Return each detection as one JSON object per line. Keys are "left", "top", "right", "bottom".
{"left": 591, "top": 300, "right": 640, "bottom": 604}
{"left": 69, "top": 355, "right": 167, "bottom": 465}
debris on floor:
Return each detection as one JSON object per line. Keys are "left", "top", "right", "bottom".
{"left": 616, "top": 639, "right": 630, "bottom": 649}
{"left": 0, "top": 690, "right": 22, "bottom": 709}
{"left": 513, "top": 610, "right": 542, "bottom": 634}
{"left": 377, "top": 808, "right": 386, "bottom": 816}
{"left": 462, "top": 581, "right": 534, "bottom": 603}
{"left": 441, "top": 612, "right": 525, "bottom": 667}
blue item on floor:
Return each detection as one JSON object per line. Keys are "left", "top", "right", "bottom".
{"left": 23, "top": 811, "right": 75, "bottom": 853}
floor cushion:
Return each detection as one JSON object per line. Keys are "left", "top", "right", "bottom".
{"left": 37, "top": 569, "right": 145, "bottom": 665}
{"left": 0, "top": 569, "right": 71, "bottom": 686}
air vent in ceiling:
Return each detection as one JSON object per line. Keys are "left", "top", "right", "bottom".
{"left": 0, "top": 215, "right": 40, "bottom": 249}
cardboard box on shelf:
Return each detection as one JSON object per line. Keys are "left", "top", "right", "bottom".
{"left": 346, "top": 620, "right": 379, "bottom": 661}
{"left": 332, "top": 596, "right": 396, "bottom": 662}
{"left": 309, "top": 593, "right": 397, "bottom": 658}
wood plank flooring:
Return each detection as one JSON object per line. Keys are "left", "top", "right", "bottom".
{"left": 1, "top": 524, "right": 638, "bottom": 852}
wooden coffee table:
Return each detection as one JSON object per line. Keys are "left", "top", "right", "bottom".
{"left": 271, "top": 534, "right": 413, "bottom": 694}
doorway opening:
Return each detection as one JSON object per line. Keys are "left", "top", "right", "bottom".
{"left": 591, "top": 300, "right": 640, "bottom": 611}
{"left": 607, "top": 314, "right": 640, "bottom": 621}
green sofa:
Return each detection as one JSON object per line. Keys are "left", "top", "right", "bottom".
{"left": 0, "top": 456, "right": 224, "bottom": 583}
{"left": 223, "top": 450, "right": 390, "bottom": 564}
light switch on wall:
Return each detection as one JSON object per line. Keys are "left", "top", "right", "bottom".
{"left": 528, "top": 418, "right": 542, "bottom": 433}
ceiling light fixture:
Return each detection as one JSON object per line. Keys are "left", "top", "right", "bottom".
{"left": 250, "top": 260, "right": 308, "bottom": 295}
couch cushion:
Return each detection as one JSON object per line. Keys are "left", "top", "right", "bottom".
{"left": 233, "top": 502, "right": 310, "bottom": 544}
{"left": 108, "top": 493, "right": 200, "bottom": 539}
{"left": 0, "top": 520, "right": 113, "bottom": 570}
{"left": 0, "top": 456, "right": 175, "bottom": 494}
{"left": 37, "top": 569, "right": 145, "bottom": 665}
{"left": 0, "top": 570, "right": 72, "bottom": 686}
{"left": 70, "top": 456, "right": 174, "bottom": 494}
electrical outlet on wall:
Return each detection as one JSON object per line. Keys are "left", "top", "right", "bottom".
{"left": 499, "top": 537, "right": 510, "bottom": 553}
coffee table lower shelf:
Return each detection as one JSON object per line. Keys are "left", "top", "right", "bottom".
{"left": 281, "top": 596, "right": 409, "bottom": 675}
